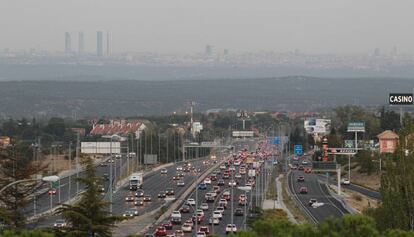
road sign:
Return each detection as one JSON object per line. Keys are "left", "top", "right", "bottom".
{"left": 347, "top": 122, "right": 365, "bottom": 132}
{"left": 312, "top": 161, "right": 338, "bottom": 171}
{"left": 294, "top": 144, "right": 303, "bottom": 155}
{"left": 52, "top": 181, "right": 59, "bottom": 188}
{"left": 344, "top": 140, "right": 354, "bottom": 148}
{"left": 268, "top": 137, "right": 280, "bottom": 145}
{"left": 327, "top": 148, "right": 357, "bottom": 155}
{"left": 201, "top": 141, "right": 217, "bottom": 146}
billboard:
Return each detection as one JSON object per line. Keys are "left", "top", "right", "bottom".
{"left": 232, "top": 131, "right": 254, "bottom": 137}
{"left": 347, "top": 122, "right": 366, "bottom": 132}
{"left": 389, "top": 93, "right": 413, "bottom": 105}
{"left": 81, "top": 142, "right": 121, "bottom": 154}
{"left": 144, "top": 154, "right": 157, "bottom": 165}
{"left": 304, "top": 119, "right": 331, "bottom": 134}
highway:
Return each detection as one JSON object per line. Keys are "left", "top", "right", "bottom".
{"left": 145, "top": 139, "right": 262, "bottom": 236}
{"left": 288, "top": 156, "right": 349, "bottom": 223}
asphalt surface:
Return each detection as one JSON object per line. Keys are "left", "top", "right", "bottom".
{"left": 146, "top": 139, "right": 260, "bottom": 236}
{"left": 288, "top": 156, "right": 349, "bottom": 223}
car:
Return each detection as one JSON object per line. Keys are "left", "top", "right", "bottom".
{"left": 53, "top": 219, "right": 67, "bottom": 228}
{"left": 158, "top": 191, "right": 166, "bottom": 198}
{"left": 308, "top": 199, "right": 317, "bottom": 207}
{"left": 172, "top": 176, "right": 179, "bottom": 180}
{"left": 273, "top": 160, "right": 278, "bottom": 165}
{"left": 115, "top": 154, "right": 122, "bottom": 159}
{"left": 134, "top": 198, "right": 144, "bottom": 206}
{"left": 304, "top": 168, "right": 312, "bottom": 173}
{"left": 143, "top": 195, "right": 152, "bottom": 201}
{"left": 218, "top": 179, "right": 225, "bottom": 186}
{"left": 229, "top": 165, "right": 236, "bottom": 171}
{"left": 166, "top": 188, "right": 175, "bottom": 195}
{"left": 301, "top": 160, "right": 308, "bottom": 165}
{"left": 181, "top": 223, "right": 192, "bottom": 232}
{"left": 209, "top": 217, "right": 220, "bottom": 225}
{"left": 223, "top": 173, "right": 230, "bottom": 179}
{"left": 216, "top": 206, "right": 225, "bottom": 213}
{"left": 228, "top": 180, "right": 237, "bottom": 187}
{"left": 209, "top": 191, "right": 217, "bottom": 198}
{"left": 299, "top": 187, "right": 308, "bottom": 194}
{"left": 192, "top": 213, "right": 204, "bottom": 223}
{"left": 297, "top": 176, "right": 305, "bottom": 182}
{"left": 199, "top": 226, "right": 209, "bottom": 234}
{"left": 173, "top": 230, "right": 184, "bottom": 236}
{"left": 162, "top": 221, "right": 173, "bottom": 230}
{"left": 291, "top": 165, "right": 298, "bottom": 170}
{"left": 187, "top": 198, "right": 196, "bottom": 206}
{"left": 341, "top": 178, "right": 351, "bottom": 185}
{"left": 220, "top": 164, "right": 226, "bottom": 170}
{"left": 125, "top": 195, "right": 135, "bottom": 202}
{"left": 222, "top": 191, "right": 231, "bottom": 201}
{"left": 123, "top": 209, "right": 139, "bottom": 217}
{"left": 225, "top": 224, "right": 237, "bottom": 234}
{"left": 171, "top": 211, "right": 182, "bottom": 219}
{"left": 298, "top": 165, "right": 304, "bottom": 171}
{"left": 185, "top": 218, "right": 194, "bottom": 227}
{"left": 135, "top": 189, "right": 144, "bottom": 197}
{"left": 234, "top": 173, "right": 242, "bottom": 179}
{"left": 179, "top": 204, "right": 190, "bottom": 213}
{"left": 200, "top": 203, "right": 209, "bottom": 211}
{"left": 205, "top": 193, "right": 215, "bottom": 202}
{"left": 98, "top": 185, "right": 105, "bottom": 193}
{"left": 196, "top": 209, "right": 205, "bottom": 217}
{"left": 213, "top": 186, "right": 221, "bottom": 193}
{"left": 155, "top": 226, "right": 167, "bottom": 236}
{"left": 218, "top": 199, "right": 228, "bottom": 208}
{"left": 213, "top": 210, "right": 222, "bottom": 219}
{"left": 99, "top": 162, "right": 108, "bottom": 167}
{"left": 203, "top": 178, "right": 211, "bottom": 185}
{"left": 177, "top": 180, "right": 185, "bottom": 186}
{"left": 198, "top": 183, "right": 207, "bottom": 190}
{"left": 171, "top": 217, "right": 182, "bottom": 224}
{"left": 196, "top": 231, "right": 206, "bottom": 237}
{"left": 176, "top": 166, "right": 183, "bottom": 171}
{"left": 107, "top": 159, "right": 115, "bottom": 163}
{"left": 102, "top": 173, "right": 110, "bottom": 181}
{"left": 210, "top": 175, "right": 217, "bottom": 181}
{"left": 235, "top": 208, "right": 244, "bottom": 216}
{"left": 48, "top": 188, "right": 57, "bottom": 195}
{"left": 177, "top": 173, "right": 184, "bottom": 177}
{"left": 160, "top": 168, "right": 168, "bottom": 174}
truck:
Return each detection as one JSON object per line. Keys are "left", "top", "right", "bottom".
{"left": 129, "top": 172, "right": 143, "bottom": 190}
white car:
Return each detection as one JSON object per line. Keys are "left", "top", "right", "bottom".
{"left": 302, "top": 160, "right": 308, "bottom": 165}
{"left": 177, "top": 180, "right": 185, "bottom": 186}
{"left": 171, "top": 211, "right": 182, "bottom": 219}
{"left": 229, "top": 166, "right": 236, "bottom": 171}
{"left": 203, "top": 178, "right": 211, "bottom": 185}
{"left": 209, "top": 217, "right": 220, "bottom": 225}
{"left": 187, "top": 198, "right": 196, "bottom": 206}
{"left": 216, "top": 206, "right": 225, "bottom": 213}
{"left": 341, "top": 178, "right": 351, "bottom": 185}
{"left": 209, "top": 191, "right": 217, "bottom": 198}
{"left": 53, "top": 219, "right": 67, "bottom": 228}
{"left": 196, "top": 209, "right": 205, "bottom": 217}
{"left": 177, "top": 166, "right": 183, "bottom": 171}
{"left": 181, "top": 223, "right": 192, "bottom": 232}
{"left": 220, "top": 164, "right": 226, "bottom": 170}
{"left": 234, "top": 173, "right": 242, "bottom": 179}
{"left": 200, "top": 203, "right": 209, "bottom": 211}
{"left": 218, "top": 199, "right": 228, "bottom": 207}
{"left": 213, "top": 210, "right": 223, "bottom": 219}
{"left": 160, "top": 168, "right": 168, "bottom": 174}
{"left": 225, "top": 224, "right": 237, "bottom": 234}
{"left": 196, "top": 232, "right": 206, "bottom": 237}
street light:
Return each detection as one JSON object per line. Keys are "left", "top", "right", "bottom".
{"left": 0, "top": 175, "right": 60, "bottom": 194}
{"left": 237, "top": 186, "right": 252, "bottom": 230}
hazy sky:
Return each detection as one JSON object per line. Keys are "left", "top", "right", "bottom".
{"left": 2, "top": 0, "right": 414, "bottom": 54}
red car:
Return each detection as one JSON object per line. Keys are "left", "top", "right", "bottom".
{"left": 155, "top": 226, "right": 167, "bottom": 236}
{"left": 48, "top": 188, "right": 57, "bottom": 195}
{"left": 199, "top": 226, "right": 210, "bottom": 234}
{"left": 299, "top": 187, "right": 308, "bottom": 194}
{"left": 297, "top": 176, "right": 305, "bottom": 182}
{"left": 304, "top": 168, "right": 312, "bottom": 173}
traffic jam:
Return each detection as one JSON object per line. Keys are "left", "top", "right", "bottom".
{"left": 147, "top": 142, "right": 272, "bottom": 236}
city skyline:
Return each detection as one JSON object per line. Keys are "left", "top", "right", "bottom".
{"left": 1, "top": 1, "right": 414, "bottom": 55}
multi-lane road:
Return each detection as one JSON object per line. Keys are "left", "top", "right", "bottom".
{"left": 288, "top": 156, "right": 350, "bottom": 223}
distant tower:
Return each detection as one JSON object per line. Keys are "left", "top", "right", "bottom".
{"left": 65, "top": 32, "right": 71, "bottom": 54}
{"left": 106, "top": 31, "right": 112, "bottom": 56}
{"left": 205, "top": 45, "right": 213, "bottom": 57}
{"left": 96, "top": 31, "right": 103, "bottom": 57}
{"left": 223, "top": 49, "right": 229, "bottom": 56}
{"left": 78, "top": 31, "right": 84, "bottom": 54}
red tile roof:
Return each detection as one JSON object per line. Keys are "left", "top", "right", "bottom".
{"left": 90, "top": 120, "right": 144, "bottom": 136}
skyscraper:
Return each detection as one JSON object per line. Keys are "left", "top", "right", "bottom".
{"left": 78, "top": 31, "right": 84, "bottom": 54}
{"left": 106, "top": 31, "right": 112, "bottom": 57}
{"left": 96, "top": 31, "right": 103, "bottom": 57}
{"left": 205, "top": 45, "right": 213, "bottom": 57}
{"left": 65, "top": 32, "right": 71, "bottom": 54}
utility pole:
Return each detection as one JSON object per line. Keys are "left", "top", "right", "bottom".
{"left": 76, "top": 133, "right": 80, "bottom": 194}
{"left": 68, "top": 142, "right": 72, "bottom": 200}
{"left": 166, "top": 131, "right": 169, "bottom": 163}
{"left": 109, "top": 138, "right": 113, "bottom": 215}
{"left": 158, "top": 130, "right": 161, "bottom": 163}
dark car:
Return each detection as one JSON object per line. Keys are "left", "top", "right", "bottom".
{"left": 299, "top": 187, "right": 308, "bottom": 194}
{"left": 134, "top": 198, "right": 144, "bottom": 206}
{"left": 143, "top": 195, "right": 152, "bottom": 201}
{"left": 102, "top": 173, "right": 109, "bottom": 181}
{"left": 166, "top": 188, "right": 175, "bottom": 195}
{"left": 158, "top": 191, "right": 166, "bottom": 198}
{"left": 217, "top": 179, "right": 225, "bottom": 186}
{"left": 297, "top": 176, "right": 305, "bottom": 182}
{"left": 235, "top": 208, "right": 244, "bottom": 216}
{"left": 298, "top": 165, "right": 304, "bottom": 171}
{"left": 210, "top": 175, "right": 217, "bottom": 181}
{"left": 171, "top": 217, "right": 182, "bottom": 224}
{"left": 180, "top": 204, "right": 191, "bottom": 213}
{"left": 135, "top": 189, "right": 144, "bottom": 197}
{"left": 198, "top": 183, "right": 207, "bottom": 190}
{"left": 308, "top": 199, "right": 317, "bottom": 206}
{"left": 162, "top": 221, "right": 173, "bottom": 230}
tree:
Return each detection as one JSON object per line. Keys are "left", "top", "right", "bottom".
{"left": 56, "top": 157, "right": 121, "bottom": 237}
{"left": 0, "top": 230, "right": 54, "bottom": 237}
{"left": 367, "top": 118, "right": 414, "bottom": 231}
{"left": 44, "top": 118, "right": 66, "bottom": 138}
{"left": 0, "top": 145, "right": 46, "bottom": 228}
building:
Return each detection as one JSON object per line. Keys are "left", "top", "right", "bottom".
{"left": 0, "top": 136, "right": 10, "bottom": 148}
{"left": 78, "top": 31, "right": 84, "bottom": 54}
{"left": 96, "top": 31, "right": 103, "bottom": 57}
{"left": 205, "top": 45, "right": 213, "bottom": 57}
{"left": 377, "top": 130, "right": 399, "bottom": 154}
{"left": 90, "top": 120, "right": 146, "bottom": 138}
{"left": 65, "top": 32, "right": 71, "bottom": 54}
{"left": 106, "top": 31, "right": 112, "bottom": 56}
